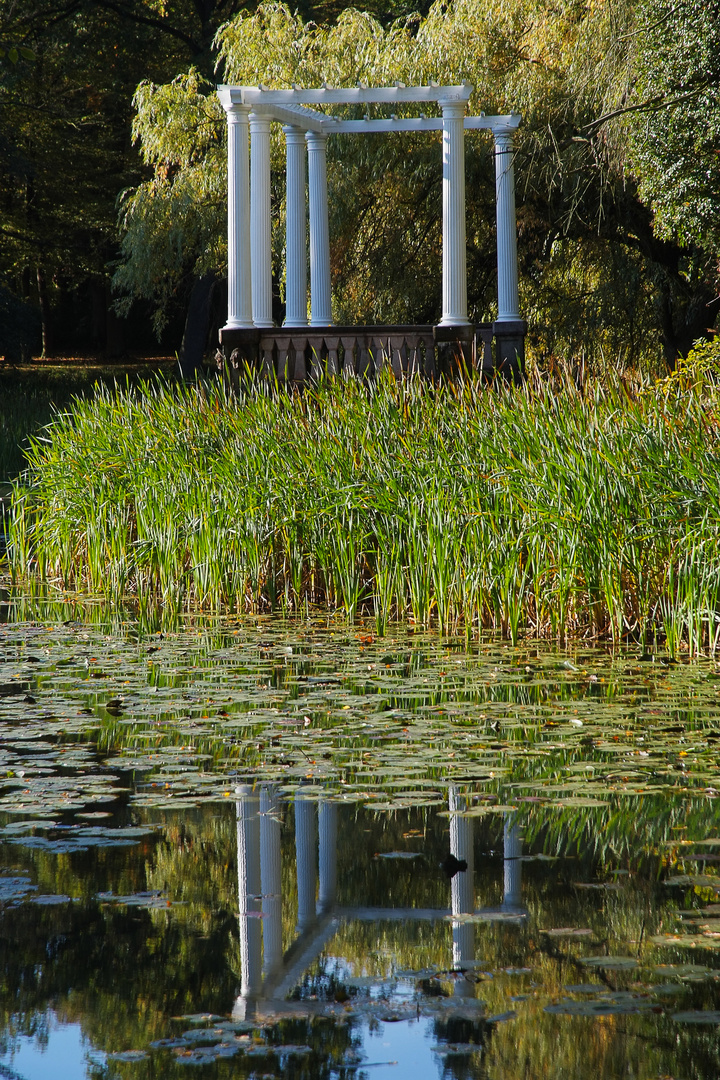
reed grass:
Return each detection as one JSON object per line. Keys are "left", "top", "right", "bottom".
{"left": 7, "top": 361, "right": 720, "bottom": 653}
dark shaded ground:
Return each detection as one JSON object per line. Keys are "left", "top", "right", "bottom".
{"left": 0, "top": 356, "right": 176, "bottom": 482}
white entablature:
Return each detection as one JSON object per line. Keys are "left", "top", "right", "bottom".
{"left": 217, "top": 83, "right": 521, "bottom": 332}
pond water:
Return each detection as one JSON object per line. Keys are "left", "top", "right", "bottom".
{"left": 3, "top": 592, "right": 720, "bottom": 1078}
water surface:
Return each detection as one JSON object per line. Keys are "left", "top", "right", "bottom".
{"left": 2, "top": 596, "right": 720, "bottom": 1077}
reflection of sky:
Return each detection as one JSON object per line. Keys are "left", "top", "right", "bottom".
{"left": 0, "top": 1012, "right": 105, "bottom": 1080}
{"left": 364, "top": 1015, "right": 448, "bottom": 1080}
{"left": 0, "top": 1011, "right": 467, "bottom": 1080}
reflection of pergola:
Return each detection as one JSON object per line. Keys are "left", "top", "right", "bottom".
{"left": 217, "top": 84, "right": 526, "bottom": 381}
{"left": 234, "top": 786, "right": 526, "bottom": 1020}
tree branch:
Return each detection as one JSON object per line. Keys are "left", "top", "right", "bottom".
{"left": 583, "top": 87, "right": 707, "bottom": 133}
{"left": 88, "top": 0, "right": 201, "bottom": 52}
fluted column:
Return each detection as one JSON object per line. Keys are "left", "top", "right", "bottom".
{"left": 295, "top": 795, "right": 317, "bottom": 931}
{"left": 250, "top": 112, "right": 273, "bottom": 327}
{"left": 440, "top": 102, "right": 469, "bottom": 327}
{"left": 306, "top": 131, "right": 332, "bottom": 326}
{"left": 235, "top": 786, "right": 262, "bottom": 1018}
{"left": 317, "top": 800, "right": 338, "bottom": 913}
{"left": 283, "top": 125, "right": 308, "bottom": 327}
{"left": 494, "top": 128, "right": 520, "bottom": 322}
{"left": 502, "top": 813, "right": 523, "bottom": 911}
{"left": 449, "top": 787, "right": 475, "bottom": 996}
{"left": 222, "top": 102, "right": 253, "bottom": 329}
{"left": 260, "top": 785, "right": 282, "bottom": 977}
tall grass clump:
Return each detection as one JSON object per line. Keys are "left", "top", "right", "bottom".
{"left": 7, "top": 343, "right": 720, "bottom": 653}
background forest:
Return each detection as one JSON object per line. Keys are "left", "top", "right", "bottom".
{"left": 0, "top": 0, "right": 718, "bottom": 374}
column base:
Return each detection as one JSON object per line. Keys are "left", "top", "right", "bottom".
{"left": 493, "top": 320, "right": 526, "bottom": 384}
{"left": 433, "top": 324, "right": 474, "bottom": 379}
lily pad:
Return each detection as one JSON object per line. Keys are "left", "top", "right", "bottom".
{"left": 672, "top": 1010, "right": 720, "bottom": 1024}
{"left": 581, "top": 956, "right": 639, "bottom": 970}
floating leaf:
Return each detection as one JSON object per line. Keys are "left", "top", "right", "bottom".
{"left": 581, "top": 956, "right": 639, "bottom": 970}
{"left": 672, "top": 1011, "right": 720, "bottom": 1024}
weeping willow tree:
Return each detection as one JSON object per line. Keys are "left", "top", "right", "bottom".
{"left": 113, "top": 0, "right": 720, "bottom": 373}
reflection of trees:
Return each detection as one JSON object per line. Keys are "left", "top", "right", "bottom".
{"left": 5, "top": 796, "right": 720, "bottom": 1078}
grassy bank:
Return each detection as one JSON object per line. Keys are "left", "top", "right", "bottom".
{"left": 0, "top": 359, "right": 176, "bottom": 481}
{"left": 6, "top": 359, "right": 720, "bottom": 651}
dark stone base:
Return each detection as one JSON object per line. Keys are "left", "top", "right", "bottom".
{"left": 216, "top": 321, "right": 527, "bottom": 385}
{"left": 493, "top": 320, "right": 527, "bottom": 384}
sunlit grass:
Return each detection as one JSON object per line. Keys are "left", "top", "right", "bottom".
{"left": 7, "top": 365, "right": 720, "bottom": 652}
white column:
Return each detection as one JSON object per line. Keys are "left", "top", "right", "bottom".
{"left": 260, "top": 785, "right": 283, "bottom": 978}
{"left": 250, "top": 112, "right": 273, "bottom": 327}
{"left": 283, "top": 125, "right": 308, "bottom": 327}
{"left": 440, "top": 102, "right": 469, "bottom": 327}
{"left": 317, "top": 800, "right": 338, "bottom": 913}
{"left": 495, "top": 128, "right": 520, "bottom": 322}
{"left": 502, "top": 813, "right": 523, "bottom": 910}
{"left": 306, "top": 131, "right": 332, "bottom": 326}
{"left": 223, "top": 102, "right": 253, "bottom": 329}
{"left": 449, "top": 787, "right": 475, "bottom": 996}
{"left": 234, "top": 786, "right": 262, "bottom": 1018}
{"left": 295, "top": 795, "right": 317, "bottom": 931}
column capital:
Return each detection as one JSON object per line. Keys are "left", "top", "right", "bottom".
{"left": 306, "top": 129, "right": 328, "bottom": 148}
{"left": 441, "top": 100, "right": 467, "bottom": 120}
{"left": 249, "top": 110, "right": 272, "bottom": 134}
{"left": 283, "top": 124, "right": 306, "bottom": 143}
{"left": 223, "top": 100, "right": 251, "bottom": 122}
{"left": 494, "top": 127, "right": 515, "bottom": 149}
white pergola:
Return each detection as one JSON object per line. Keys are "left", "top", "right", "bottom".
{"left": 217, "top": 84, "right": 522, "bottom": 332}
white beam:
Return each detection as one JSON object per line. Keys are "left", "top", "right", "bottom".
{"left": 251, "top": 102, "right": 337, "bottom": 134}
{"left": 219, "top": 84, "right": 473, "bottom": 107}
{"left": 331, "top": 114, "right": 521, "bottom": 134}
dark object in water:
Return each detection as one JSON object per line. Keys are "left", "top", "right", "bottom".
{"left": 441, "top": 853, "right": 468, "bottom": 878}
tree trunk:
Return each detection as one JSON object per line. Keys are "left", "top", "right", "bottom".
{"left": 178, "top": 273, "right": 217, "bottom": 379}
{"left": 36, "top": 266, "right": 52, "bottom": 358}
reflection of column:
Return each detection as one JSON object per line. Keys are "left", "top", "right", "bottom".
{"left": 260, "top": 785, "right": 282, "bottom": 977}
{"left": 439, "top": 102, "right": 469, "bottom": 327}
{"left": 250, "top": 112, "right": 273, "bottom": 327}
{"left": 235, "top": 786, "right": 262, "bottom": 1018}
{"left": 318, "top": 800, "right": 338, "bottom": 913}
{"left": 449, "top": 787, "right": 475, "bottom": 997}
{"left": 502, "top": 813, "right": 523, "bottom": 911}
{"left": 306, "top": 131, "right": 332, "bottom": 326}
{"left": 295, "top": 795, "right": 317, "bottom": 931}
{"left": 494, "top": 129, "right": 520, "bottom": 323}
{"left": 221, "top": 100, "right": 253, "bottom": 329}
{"left": 283, "top": 125, "right": 308, "bottom": 327}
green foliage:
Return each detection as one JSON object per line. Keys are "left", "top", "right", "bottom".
{"left": 114, "top": 71, "right": 227, "bottom": 335}
{"left": 654, "top": 334, "right": 720, "bottom": 395}
{"left": 116, "top": 0, "right": 720, "bottom": 369}
{"left": 624, "top": 0, "right": 720, "bottom": 260}
{"left": 9, "top": 369, "right": 720, "bottom": 653}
